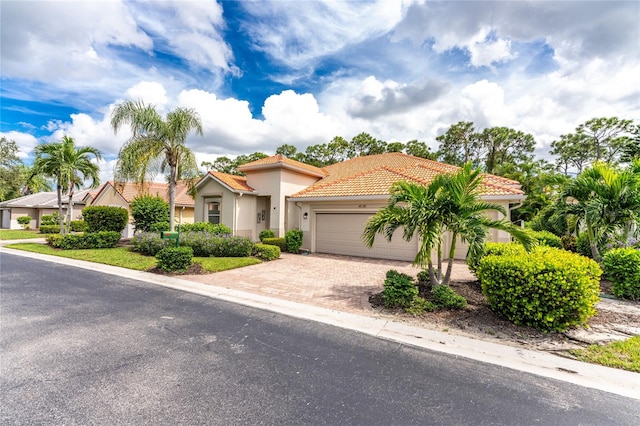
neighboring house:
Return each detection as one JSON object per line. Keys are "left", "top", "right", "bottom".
{"left": 0, "top": 189, "right": 94, "bottom": 229}
{"left": 195, "top": 153, "right": 526, "bottom": 261}
{"left": 90, "top": 181, "right": 196, "bottom": 237}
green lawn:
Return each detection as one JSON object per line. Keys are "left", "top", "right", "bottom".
{"left": 0, "top": 229, "right": 46, "bottom": 240}
{"left": 569, "top": 336, "right": 640, "bottom": 373}
{"left": 4, "top": 243, "right": 261, "bottom": 273}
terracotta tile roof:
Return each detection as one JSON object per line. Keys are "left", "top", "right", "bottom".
{"left": 237, "top": 154, "right": 327, "bottom": 177}
{"left": 97, "top": 181, "right": 195, "bottom": 206}
{"left": 291, "top": 153, "right": 524, "bottom": 199}
{"left": 207, "top": 172, "right": 255, "bottom": 192}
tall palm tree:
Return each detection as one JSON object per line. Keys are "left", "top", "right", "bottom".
{"left": 33, "top": 136, "right": 102, "bottom": 234}
{"left": 363, "top": 163, "right": 533, "bottom": 286}
{"left": 558, "top": 161, "right": 640, "bottom": 261}
{"left": 110, "top": 100, "right": 203, "bottom": 231}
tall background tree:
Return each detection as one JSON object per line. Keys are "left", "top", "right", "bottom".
{"left": 111, "top": 100, "right": 203, "bottom": 231}
{"left": 0, "top": 137, "right": 51, "bottom": 201}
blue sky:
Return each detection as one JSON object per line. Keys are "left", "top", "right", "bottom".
{"left": 1, "top": 0, "right": 638, "bottom": 182}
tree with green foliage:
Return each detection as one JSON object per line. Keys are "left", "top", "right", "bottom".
{"left": 275, "top": 144, "right": 298, "bottom": 158}
{"left": 363, "top": 163, "right": 533, "bottom": 286}
{"left": 130, "top": 195, "right": 170, "bottom": 232}
{"left": 404, "top": 140, "right": 437, "bottom": 160}
{"left": 0, "top": 137, "right": 25, "bottom": 201}
{"left": 476, "top": 127, "right": 535, "bottom": 175}
{"left": 348, "top": 132, "right": 387, "bottom": 158}
{"left": 111, "top": 100, "right": 203, "bottom": 231}
{"left": 436, "top": 121, "right": 478, "bottom": 167}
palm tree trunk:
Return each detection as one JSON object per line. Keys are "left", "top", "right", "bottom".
{"left": 169, "top": 165, "right": 177, "bottom": 232}
{"left": 67, "top": 186, "right": 74, "bottom": 233}
{"left": 586, "top": 223, "right": 600, "bottom": 261}
{"left": 443, "top": 232, "right": 458, "bottom": 285}
{"left": 57, "top": 184, "right": 65, "bottom": 234}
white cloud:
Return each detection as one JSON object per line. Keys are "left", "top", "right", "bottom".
{"left": 125, "top": 82, "right": 170, "bottom": 107}
{"left": 0, "top": 131, "right": 39, "bottom": 159}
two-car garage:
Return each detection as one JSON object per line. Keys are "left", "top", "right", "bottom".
{"left": 314, "top": 213, "right": 418, "bottom": 261}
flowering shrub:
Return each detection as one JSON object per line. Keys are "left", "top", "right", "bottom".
{"left": 131, "top": 232, "right": 171, "bottom": 255}
{"left": 179, "top": 231, "right": 253, "bottom": 257}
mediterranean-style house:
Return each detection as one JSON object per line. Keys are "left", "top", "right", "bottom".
{"left": 194, "top": 152, "right": 525, "bottom": 261}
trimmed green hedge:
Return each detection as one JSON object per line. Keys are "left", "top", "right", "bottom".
{"left": 603, "top": 248, "right": 640, "bottom": 300}
{"left": 253, "top": 243, "right": 281, "bottom": 261}
{"left": 70, "top": 220, "right": 88, "bottom": 232}
{"left": 82, "top": 206, "right": 128, "bottom": 233}
{"left": 156, "top": 246, "right": 193, "bottom": 272}
{"left": 285, "top": 229, "right": 303, "bottom": 253}
{"left": 46, "top": 231, "right": 121, "bottom": 249}
{"left": 179, "top": 232, "right": 253, "bottom": 257}
{"left": 259, "top": 229, "right": 275, "bottom": 242}
{"left": 39, "top": 225, "right": 60, "bottom": 234}
{"left": 262, "top": 237, "right": 287, "bottom": 252}
{"left": 177, "top": 222, "right": 231, "bottom": 234}
{"left": 477, "top": 247, "right": 601, "bottom": 332}
{"left": 468, "top": 242, "right": 526, "bottom": 275}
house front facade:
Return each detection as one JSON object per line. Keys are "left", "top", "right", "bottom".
{"left": 194, "top": 153, "right": 526, "bottom": 262}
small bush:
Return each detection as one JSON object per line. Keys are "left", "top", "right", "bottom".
{"left": 130, "top": 195, "right": 170, "bottom": 232}
{"left": 149, "top": 221, "right": 170, "bottom": 232}
{"left": 477, "top": 247, "right": 601, "bottom": 332}
{"left": 70, "top": 220, "right": 88, "bottom": 232}
{"left": 179, "top": 232, "right": 253, "bottom": 257}
{"left": 285, "top": 229, "right": 303, "bottom": 253}
{"left": 383, "top": 270, "right": 418, "bottom": 308}
{"left": 432, "top": 285, "right": 467, "bottom": 310}
{"left": 156, "top": 246, "right": 193, "bottom": 272}
{"left": 262, "top": 237, "right": 287, "bottom": 251}
{"left": 178, "top": 222, "right": 232, "bottom": 234}
{"left": 603, "top": 248, "right": 640, "bottom": 300}
{"left": 131, "top": 232, "right": 171, "bottom": 255}
{"left": 530, "top": 230, "right": 562, "bottom": 248}
{"left": 39, "top": 225, "right": 60, "bottom": 234}
{"left": 82, "top": 206, "right": 128, "bottom": 233}
{"left": 406, "top": 297, "right": 437, "bottom": 316}
{"left": 253, "top": 243, "right": 281, "bottom": 261}
{"left": 46, "top": 231, "right": 121, "bottom": 249}
{"left": 17, "top": 216, "right": 32, "bottom": 229}
{"left": 41, "top": 213, "right": 58, "bottom": 226}
{"left": 561, "top": 235, "right": 577, "bottom": 252}
{"left": 259, "top": 229, "right": 275, "bottom": 242}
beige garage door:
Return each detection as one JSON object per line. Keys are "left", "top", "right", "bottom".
{"left": 315, "top": 213, "right": 418, "bottom": 261}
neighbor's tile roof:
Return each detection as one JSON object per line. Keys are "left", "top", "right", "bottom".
{"left": 237, "top": 154, "right": 327, "bottom": 177}
{"left": 208, "top": 171, "right": 255, "bottom": 192}
{"left": 291, "top": 153, "right": 524, "bottom": 199}
{"left": 95, "top": 181, "right": 195, "bottom": 207}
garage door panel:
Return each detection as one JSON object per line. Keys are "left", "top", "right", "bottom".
{"left": 315, "top": 213, "right": 417, "bottom": 261}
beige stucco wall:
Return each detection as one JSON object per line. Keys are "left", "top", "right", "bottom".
{"left": 8, "top": 207, "right": 39, "bottom": 229}
{"left": 174, "top": 207, "right": 195, "bottom": 226}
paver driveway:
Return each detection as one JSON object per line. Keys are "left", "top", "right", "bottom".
{"left": 182, "top": 253, "right": 475, "bottom": 314}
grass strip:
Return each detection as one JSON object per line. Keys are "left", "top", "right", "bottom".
{"left": 0, "top": 230, "right": 46, "bottom": 240}
{"left": 569, "top": 335, "right": 640, "bottom": 373}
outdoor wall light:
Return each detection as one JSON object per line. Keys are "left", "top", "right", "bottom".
{"left": 303, "top": 212, "right": 308, "bottom": 219}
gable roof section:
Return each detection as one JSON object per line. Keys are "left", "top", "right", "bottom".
{"left": 198, "top": 171, "right": 256, "bottom": 194}
{"left": 237, "top": 154, "right": 327, "bottom": 178}
{"left": 91, "top": 181, "right": 195, "bottom": 207}
{"left": 0, "top": 189, "right": 93, "bottom": 208}
{"left": 291, "top": 153, "right": 524, "bottom": 200}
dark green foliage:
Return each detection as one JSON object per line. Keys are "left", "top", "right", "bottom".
{"left": 39, "top": 225, "right": 60, "bottom": 234}
{"left": 561, "top": 235, "right": 577, "bottom": 252}
{"left": 46, "top": 231, "right": 121, "bottom": 249}
{"left": 17, "top": 216, "right": 32, "bottom": 226}
{"left": 477, "top": 247, "right": 601, "bottom": 332}
{"left": 285, "top": 229, "right": 303, "bottom": 253}
{"left": 405, "top": 297, "right": 437, "bottom": 315}
{"left": 382, "top": 270, "right": 418, "bottom": 308}
{"left": 432, "top": 285, "right": 467, "bottom": 309}
{"left": 40, "top": 213, "right": 58, "bottom": 226}
{"left": 130, "top": 195, "right": 169, "bottom": 232}
{"left": 70, "top": 220, "right": 88, "bottom": 232}
{"left": 179, "top": 232, "right": 253, "bottom": 257}
{"left": 576, "top": 233, "right": 593, "bottom": 258}
{"left": 149, "top": 221, "right": 170, "bottom": 232}
{"left": 156, "top": 246, "right": 193, "bottom": 272}
{"left": 262, "top": 237, "right": 287, "bottom": 251}
{"left": 178, "top": 222, "right": 232, "bottom": 234}
{"left": 253, "top": 243, "right": 281, "bottom": 261}
{"left": 82, "top": 206, "right": 128, "bottom": 233}
{"left": 603, "top": 248, "right": 640, "bottom": 300}
{"left": 131, "top": 232, "right": 171, "bottom": 255}
{"left": 259, "top": 229, "right": 275, "bottom": 242}
{"left": 530, "top": 230, "right": 562, "bottom": 248}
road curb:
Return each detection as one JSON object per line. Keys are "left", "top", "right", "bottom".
{"left": 2, "top": 246, "right": 638, "bottom": 400}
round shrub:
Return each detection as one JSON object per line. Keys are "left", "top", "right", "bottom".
{"left": 82, "top": 206, "right": 128, "bottom": 233}
{"left": 467, "top": 242, "right": 526, "bottom": 275}
{"left": 383, "top": 270, "right": 418, "bottom": 308}
{"left": 603, "top": 248, "right": 640, "bottom": 300}
{"left": 431, "top": 285, "right": 467, "bottom": 310}
{"left": 130, "top": 195, "right": 170, "bottom": 232}
{"left": 262, "top": 237, "right": 287, "bottom": 251}
{"left": 530, "top": 230, "right": 562, "bottom": 248}
{"left": 253, "top": 243, "right": 281, "bottom": 261}
{"left": 17, "top": 216, "right": 32, "bottom": 228}
{"left": 156, "top": 246, "right": 193, "bottom": 272}
{"left": 285, "top": 229, "right": 303, "bottom": 253}
{"left": 477, "top": 247, "right": 601, "bottom": 332}
{"left": 259, "top": 229, "right": 275, "bottom": 242}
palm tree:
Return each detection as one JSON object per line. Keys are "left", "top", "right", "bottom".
{"left": 363, "top": 163, "right": 533, "bottom": 286}
{"left": 110, "top": 100, "right": 203, "bottom": 231}
{"left": 558, "top": 161, "right": 640, "bottom": 261}
{"left": 33, "top": 136, "right": 102, "bottom": 234}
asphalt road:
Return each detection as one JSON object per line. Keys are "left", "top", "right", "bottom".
{"left": 1, "top": 252, "right": 638, "bottom": 425}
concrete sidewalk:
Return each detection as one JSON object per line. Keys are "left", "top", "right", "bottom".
{"left": 1, "top": 246, "right": 639, "bottom": 400}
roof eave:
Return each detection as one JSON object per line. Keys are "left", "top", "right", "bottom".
{"left": 239, "top": 162, "right": 326, "bottom": 178}
{"left": 289, "top": 195, "right": 390, "bottom": 202}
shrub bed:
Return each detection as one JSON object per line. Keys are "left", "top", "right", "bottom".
{"left": 179, "top": 232, "right": 253, "bottom": 257}
{"left": 178, "top": 222, "right": 231, "bottom": 234}
{"left": 468, "top": 242, "right": 525, "bottom": 275}
{"left": 603, "top": 248, "right": 640, "bottom": 300}
{"left": 46, "top": 231, "right": 121, "bottom": 249}
{"left": 156, "top": 246, "right": 193, "bottom": 272}
{"left": 39, "top": 225, "right": 60, "bottom": 234}
{"left": 131, "top": 232, "right": 171, "bottom": 255}
{"left": 477, "top": 247, "right": 601, "bottom": 332}
{"left": 262, "top": 237, "right": 287, "bottom": 252}
{"left": 253, "top": 243, "right": 281, "bottom": 261}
